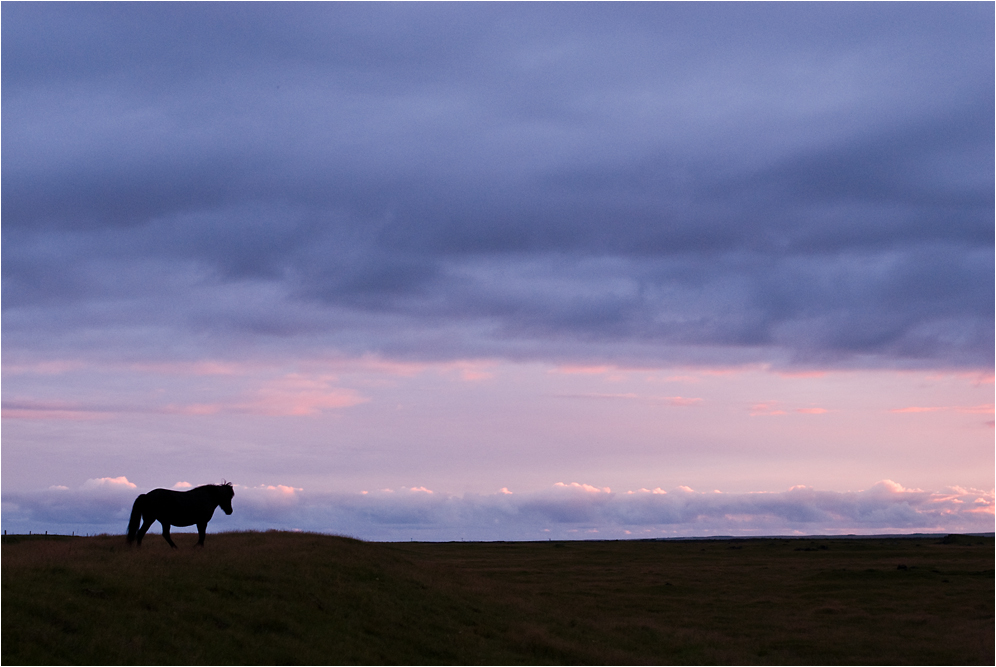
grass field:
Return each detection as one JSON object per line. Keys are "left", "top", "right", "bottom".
{"left": 2, "top": 531, "right": 992, "bottom": 665}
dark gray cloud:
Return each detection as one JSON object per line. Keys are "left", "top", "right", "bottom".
{"left": 3, "top": 3, "right": 992, "bottom": 368}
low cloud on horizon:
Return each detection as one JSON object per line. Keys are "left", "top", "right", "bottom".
{"left": 3, "top": 477, "right": 992, "bottom": 542}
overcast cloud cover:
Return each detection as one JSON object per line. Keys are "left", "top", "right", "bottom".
{"left": 2, "top": 3, "right": 993, "bottom": 539}
{"left": 5, "top": 2, "right": 992, "bottom": 368}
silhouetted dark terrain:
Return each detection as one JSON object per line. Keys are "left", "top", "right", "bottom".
{"left": 3, "top": 532, "right": 992, "bottom": 664}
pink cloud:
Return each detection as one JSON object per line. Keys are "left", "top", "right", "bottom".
{"left": 438, "top": 361, "right": 497, "bottom": 382}
{"left": 776, "top": 370, "right": 828, "bottom": 379}
{"left": 795, "top": 407, "right": 830, "bottom": 414}
{"left": 550, "top": 365, "right": 615, "bottom": 375}
{"left": 563, "top": 392, "right": 639, "bottom": 400}
{"left": 163, "top": 403, "right": 224, "bottom": 416}
{"left": 891, "top": 404, "right": 994, "bottom": 414}
{"left": 2, "top": 408, "right": 106, "bottom": 421}
{"left": 699, "top": 366, "right": 760, "bottom": 376}
{"left": 191, "top": 374, "right": 371, "bottom": 416}
{"left": 556, "top": 392, "right": 701, "bottom": 407}
{"left": 551, "top": 364, "right": 687, "bottom": 383}
{"left": 749, "top": 402, "right": 787, "bottom": 416}
{"left": 2, "top": 371, "right": 370, "bottom": 420}
{"left": 925, "top": 371, "right": 995, "bottom": 386}
{"left": 956, "top": 404, "right": 995, "bottom": 414}
{"left": 245, "top": 373, "right": 370, "bottom": 416}
{"left": 2, "top": 360, "right": 88, "bottom": 376}
{"left": 126, "top": 355, "right": 437, "bottom": 380}
{"left": 264, "top": 484, "right": 302, "bottom": 495}
{"left": 240, "top": 387, "right": 368, "bottom": 416}
{"left": 82, "top": 476, "right": 136, "bottom": 490}
{"left": 167, "top": 373, "right": 371, "bottom": 417}
{"left": 866, "top": 479, "right": 919, "bottom": 494}
{"left": 336, "top": 356, "right": 428, "bottom": 377}
{"left": 1, "top": 400, "right": 113, "bottom": 421}
{"left": 336, "top": 357, "right": 497, "bottom": 381}
{"left": 555, "top": 482, "right": 611, "bottom": 494}
{"left": 221, "top": 484, "right": 305, "bottom": 511}
{"left": 128, "top": 361, "right": 242, "bottom": 376}
{"left": 659, "top": 396, "right": 702, "bottom": 407}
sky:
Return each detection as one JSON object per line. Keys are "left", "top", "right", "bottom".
{"left": 2, "top": 3, "right": 993, "bottom": 540}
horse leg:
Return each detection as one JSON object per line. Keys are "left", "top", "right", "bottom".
{"left": 196, "top": 522, "right": 207, "bottom": 547}
{"left": 136, "top": 517, "right": 154, "bottom": 546}
{"left": 160, "top": 522, "right": 178, "bottom": 549}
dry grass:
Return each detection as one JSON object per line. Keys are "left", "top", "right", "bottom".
{"left": 2, "top": 532, "right": 992, "bottom": 664}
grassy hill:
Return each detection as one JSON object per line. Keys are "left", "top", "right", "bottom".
{"left": 2, "top": 531, "right": 992, "bottom": 664}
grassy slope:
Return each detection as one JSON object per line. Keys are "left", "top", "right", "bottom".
{"left": 2, "top": 532, "right": 992, "bottom": 665}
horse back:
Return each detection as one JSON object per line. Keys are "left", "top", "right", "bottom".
{"left": 143, "top": 487, "right": 219, "bottom": 527}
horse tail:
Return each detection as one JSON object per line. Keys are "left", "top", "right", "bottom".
{"left": 127, "top": 494, "right": 146, "bottom": 544}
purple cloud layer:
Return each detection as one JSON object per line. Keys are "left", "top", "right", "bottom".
{"left": 4, "top": 478, "right": 991, "bottom": 541}
{"left": 3, "top": 3, "right": 992, "bottom": 371}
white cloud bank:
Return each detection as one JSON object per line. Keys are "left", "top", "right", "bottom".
{"left": 2, "top": 479, "right": 992, "bottom": 540}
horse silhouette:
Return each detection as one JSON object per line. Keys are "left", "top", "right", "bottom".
{"left": 127, "top": 483, "right": 234, "bottom": 548}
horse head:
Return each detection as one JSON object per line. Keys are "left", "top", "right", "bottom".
{"left": 219, "top": 482, "right": 235, "bottom": 515}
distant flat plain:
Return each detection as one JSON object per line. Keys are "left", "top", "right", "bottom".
{"left": 3, "top": 532, "right": 992, "bottom": 665}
